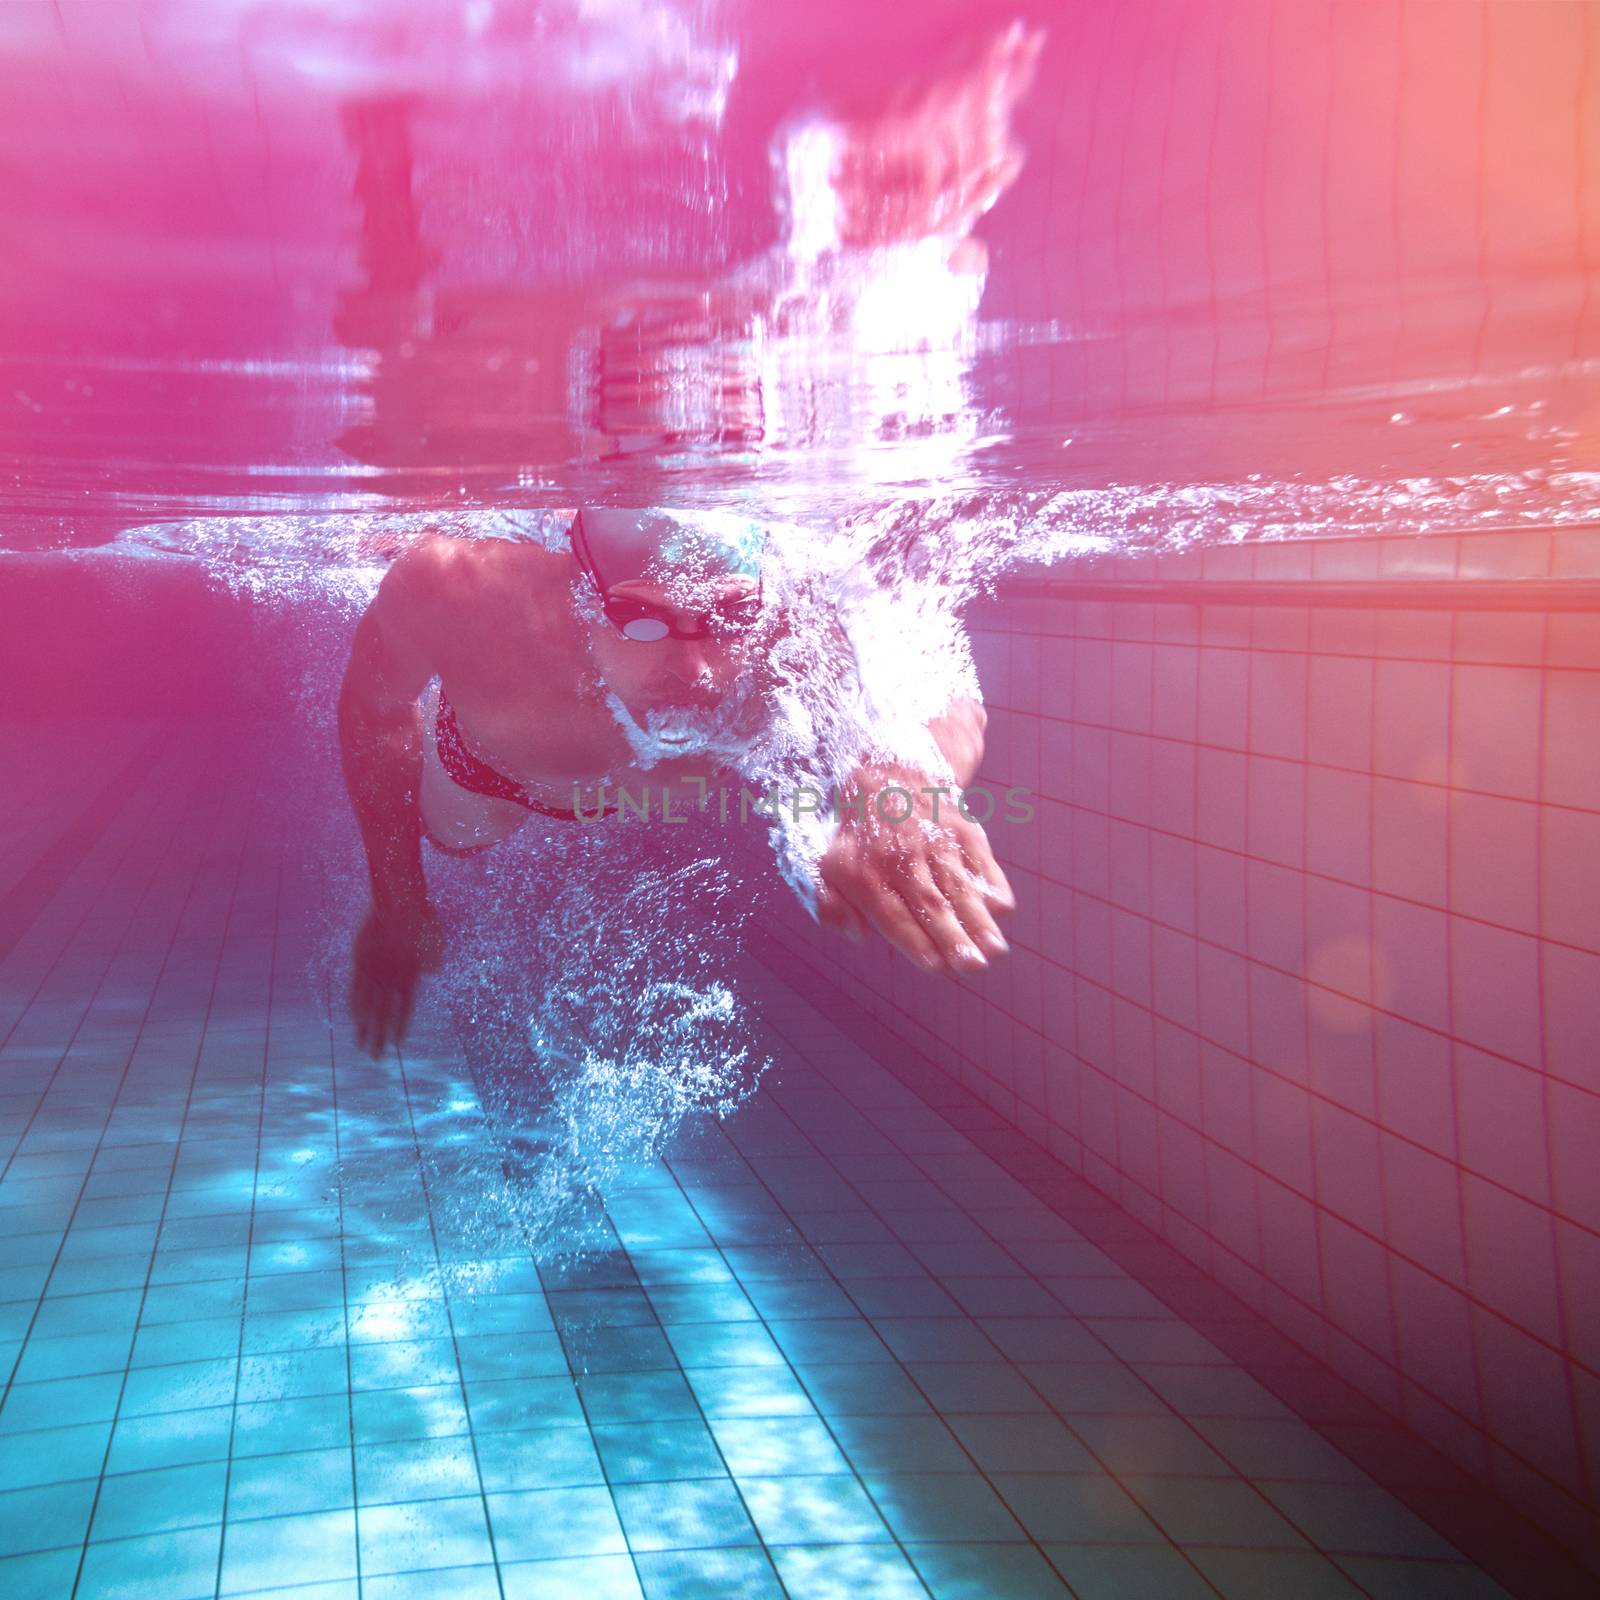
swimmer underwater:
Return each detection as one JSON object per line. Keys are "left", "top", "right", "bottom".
{"left": 338, "top": 509, "right": 1016, "bottom": 1058}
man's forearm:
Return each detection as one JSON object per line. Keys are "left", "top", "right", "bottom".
{"left": 927, "top": 696, "right": 986, "bottom": 788}
{"left": 338, "top": 691, "right": 429, "bottom": 911}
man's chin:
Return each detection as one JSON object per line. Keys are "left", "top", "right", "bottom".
{"left": 606, "top": 678, "right": 767, "bottom": 769}
{"left": 609, "top": 698, "right": 721, "bottom": 762}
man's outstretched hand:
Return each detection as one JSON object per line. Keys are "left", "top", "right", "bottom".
{"left": 351, "top": 899, "right": 444, "bottom": 1058}
{"left": 815, "top": 763, "right": 1016, "bottom": 976}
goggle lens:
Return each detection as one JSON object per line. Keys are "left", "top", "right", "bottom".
{"left": 621, "top": 615, "right": 671, "bottom": 642}
{"left": 606, "top": 595, "right": 763, "bottom": 642}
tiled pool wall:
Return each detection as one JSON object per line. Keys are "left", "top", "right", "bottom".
{"left": 762, "top": 526, "right": 1600, "bottom": 1572}
{"left": 978, "top": 0, "right": 1599, "bottom": 421}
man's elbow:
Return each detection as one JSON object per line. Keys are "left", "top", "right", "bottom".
{"left": 336, "top": 659, "right": 374, "bottom": 736}
{"left": 338, "top": 614, "right": 408, "bottom": 730}
{"left": 336, "top": 656, "right": 408, "bottom": 754}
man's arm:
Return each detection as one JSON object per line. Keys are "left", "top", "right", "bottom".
{"left": 338, "top": 541, "right": 445, "bottom": 1055}
{"left": 926, "top": 695, "right": 986, "bottom": 788}
{"left": 339, "top": 553, "right": 438, "bottom": 907}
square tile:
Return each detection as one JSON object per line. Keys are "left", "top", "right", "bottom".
{"left": 357, "top": 1494, "right": 495, "bottom": 1574}
{"left": 361, "top": 1569, "right": 500, "bottom": 1600}
{"left": 901, "top": 1362, "right": 1045, "bottom": 1414}
{"left": 349, "top": 1337, "right": 461, "bottom": 1393}
{"left": 0, "top": 1478, "right": 99, "bottom": 1557}
{"left": 825, "top": 1413, "right": 971, "bottom": 1476}
{"left": 770, "top": 1542, "right": 927, "bottom": 1599}
{"left": 612, "top": 1476, "right": 756, "bottom": 1552}
{"left": 706, "top": 1415, "right": 848, "bottom": 1478}
{"left": 909, "top": 1542, "right": 1074, "bottom": 1598}
{"left": 218, "top": 1509, "right": 356, "bottom": 1593}
{"left": 1122, "top": 1473, "right": 1309, "bottom": 1548}
{"left": 475, "top": 1426, "right": 606, "bottom": 1492}
{"left": 500, "top": 1554, "right": 644, "bottom": 1599}
{"left": 105, "top": 1408, "right": 233, "bottom": 1475}
{"left": 1255, "top": 1481, "right": 1460, "bottom": 1559}
{"left": 561, "top": 1324, "right": 676, "bottom": 1375}
{"left": 0, "top": 1373, "right": 123, "bottom": 1436}
{"left": 633, "top": 1545, "right": 784, "bottom": 1599}
{"left": 226, "top": 1446, "right": 354, "bottom": 1520}
{"left": 861, "top": 1472, "right": 1025, "bottom": 1543}
{"left": 90, "top": 1460, "right": 227, "bottom": 1541}
{"left": 1051, "top": 1543, "right": 1220, "bottom": 1600}
{"left": 355, "top": 1437, "right": 481, "bottom": 1505}
{"left": 948, "top": 1413, "right": 1098, "bottom": 1473}
{"left": 993, "top": 1471, "right": 1165, "bottom": 1543}
{"left": 663, "top": 1323, "right": 784, "bottom": 1370}
{"left": 579, "top": 1371, "right": 700, "bottom": 1426}
{"left": 486, "top": 1486, "right": 628, "bottom": 1563}
{"left": 1335, "top": 1556, "right": 1516, "bottom": 1599}
{"left": 1187, "top": 1547, "right": 1366, "bottom": 1599}
{"left": 232, "top": 1393, "right": 351, "bottom": 1457}
{"left": 737, "top": 1474, "right": 891, "bottom": 1545}
{"left": 591, "top": 1420, "right": 722, "bottom": 1484}
{"left": 465, "top": 1376, "right": 586, "bottom": 1435}
{"left": 120, "top": 1358, "right": 238, "bottom": 1417}
{"left": 686, "top": 1366, "right": 813, "bottom": 1420}
{"left": 79, "top": 1525, "right": 223, "bottom": 1600}
{"left": 0, "top": 1548, "right": 83, "bottom": 1600}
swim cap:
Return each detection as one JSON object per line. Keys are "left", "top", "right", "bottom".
{"left": 573, "top": 508, "right": 765, "bottom": 592}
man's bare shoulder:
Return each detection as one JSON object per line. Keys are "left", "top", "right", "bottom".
{"left": 384, "top": 531, "right": 484, "bottom": 607}
{"left": 379, "top": 531, "right": 582, "bottom": 668}
{"left": 383, "top": 532, "right": 570, "bottom": 623}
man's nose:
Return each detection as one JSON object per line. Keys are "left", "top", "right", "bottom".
{"left": 663, "top": 642, "right": 716, "bottom": 684}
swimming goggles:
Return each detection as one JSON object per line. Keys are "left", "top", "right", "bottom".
{"left": 572, "top": 508, "right": 765, "bottom": 642}
{"left": 600, "top": 591, "right": 765, "bottom": 642}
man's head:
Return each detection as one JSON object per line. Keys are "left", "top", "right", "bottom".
{"left": 573, "top": 507, "right": 771, "bottom": 757}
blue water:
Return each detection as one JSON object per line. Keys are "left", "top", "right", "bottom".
{"left": 0, "top": 718, "right": 1525, "bottom": 1599}
{"left": 4, "top": 0, "right": 1597, "bottom": 1594}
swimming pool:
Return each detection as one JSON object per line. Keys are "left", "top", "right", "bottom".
{"left": 2, "top": 2, "right": 1598, "bottom": 1597}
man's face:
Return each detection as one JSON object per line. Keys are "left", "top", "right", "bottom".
{"left": 584, "top": 570, "right": 767, "bottom": 757}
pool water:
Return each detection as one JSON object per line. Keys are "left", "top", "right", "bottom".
{"left": 4, "top": 1, "right": 1600, "bottom": 1596}
{"left": 0, "top": 712, "right": 1566, "bottom": 1600}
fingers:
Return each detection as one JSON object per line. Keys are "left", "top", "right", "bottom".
{"left": 896, "top": 861, "right": 989, "bottom": 974}
{"left": 931, "top": 848, "right": 1009, "bottom": 959}
{"left": 816, "top": 882, "right": 867, "bottom": 942}
{"left": 823, "top": 841, "right": 937, "bottom": 970}
{"left": 862, "top": 880, "right": 947, "bottom": 973}
{"left": 351, "top": 966, "right": 420, "bottom": 1060}
{"left": 368, "top": 979, "right": 393, "bottom": 1060}
{"left": 384, "top": 968, "right": 419, "bottom": 1056}
{"left": 392, "top": 970, "right": 419, "bottom": 1050}
{"left": 351, "top": 971, "right": 378, "bottom": 1058}
{"left": 952, "top": 817, "right": 1016, "bottom": 914}
{"left": 840, "top": 848, "right": 981, "bottom": 976}
{"left": 357, "top": 980, "right": 392, "bottom": 1061}
{"left": 821, "top": 811, "right": 1019, "bottom": 978}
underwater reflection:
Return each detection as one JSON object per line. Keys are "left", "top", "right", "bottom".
{"left": 330, "top": 24, "right": 1042, "bottom": 498}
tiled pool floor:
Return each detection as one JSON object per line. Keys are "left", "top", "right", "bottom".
{"left": 0, "top": 719, "right": 1533, "bottom": 1596}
